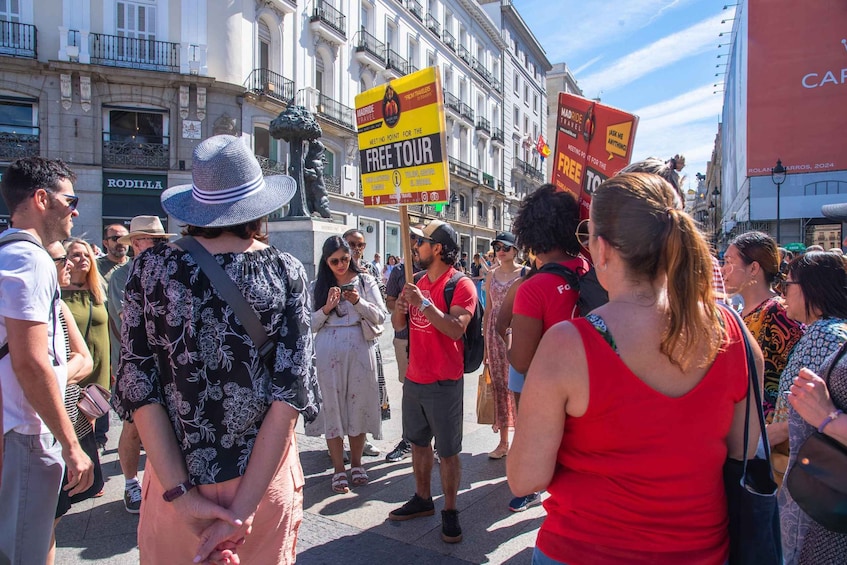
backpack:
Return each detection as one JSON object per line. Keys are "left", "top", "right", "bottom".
{"left": 414, "top": 270, "right": 485, "bottom": 373}
{"left": 0, "top": 231, "right": 47, "bottom": 360}
{"left": 537, "top": 261, "right": 608, "bottom": 317}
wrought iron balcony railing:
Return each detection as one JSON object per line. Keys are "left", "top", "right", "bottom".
{"left": 515, "top": 157, "right": 544, "bottom": 181}
{"left": 459, "top": 209, "right": 470, "bottom": 223}
{"left": 244, "top": 68, "right": 295, "bottom": 105}
{"left": 425, "top": 14, "right": 440, "bottom": 37}
{"left": 482, "top": 173, "right": 495, "bottom": 189}
{"left": 492, "top": 77, "right": 502, "bottom": 93}
{"left": 458, "top": 45, "right": 472, "bottom": 65}
{"left": 442, "top": 29, "right": 455, "bottom": 51}
{"left": 354, "top": 30, "right": 385, "bottom": 61}
{"left": 0, "top": 20, "right": 37, "bottom": 58}
{"left": 311, "top": 0, "right": 346, "bottom": 37}
{"left": 102, "top": 133, "right": 169, "bottom": 170}
{"left": 476, "top": 116, "right": 490, "bottom": 133}
{"left": 449, "top": 157, "right": 479, "bottom": 182}
{"left": 492, "top": 127, "right": 504, "bottom": 141}
{"left": 255, "top": 155, "right": 288, "bottom": 176}
{"left": 406, "top": 0, "right": 423, "bottom": 21}
{"left": 90, "top": 32, "right": 179, "bottom": 72}
{"left": 0, "top": 126, "right": 39, "bottom": 161}
{"left": 444, "top": 91, "right": 461, "bottom": 113}
{"left": 386, "top": 48, "right": 409, "bottom": 74}
{"left": 318, "top": 93, "right": 355, "bottom": 130}
{"left": 459, "top": 102, "right": 474, "bottom": 122}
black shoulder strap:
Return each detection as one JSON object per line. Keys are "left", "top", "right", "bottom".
{"left": 538, "top": 261, "right": 580, "bottom": 288}
{"left": 443, "top": 271, "right": 465, "bottom": 310}
{"left": 173, "top": 236, "right": 274, "bottom": 364}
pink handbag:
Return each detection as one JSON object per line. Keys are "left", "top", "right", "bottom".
{"left": 77, "top": 383, "right": 112, "bottom": 419}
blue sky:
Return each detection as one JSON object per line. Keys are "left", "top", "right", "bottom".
{"left": 516, "top": 0, "right": 736, "bottom": 190}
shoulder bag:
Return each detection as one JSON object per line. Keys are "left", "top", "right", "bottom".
{"left": 174, "top": 236, "right": 276, "bottom": 372}
{"left": 357, "top": 274, "right": 384, "bottom": 341}
{"left": 721, "top": 305, "right": 782, "bottom": 565}
{"left": 786, "top": 340, "right": 847, "bottom": 533}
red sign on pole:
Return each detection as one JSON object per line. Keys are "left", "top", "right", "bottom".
{"left": 551, "top": 93, "right": 639, "bottom": 219}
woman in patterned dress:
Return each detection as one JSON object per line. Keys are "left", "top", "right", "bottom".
{"left": 112, "top": 135, "right": 320, "bottom": 565}
{"left": 482, "top": 232, "right": 523, "bottom": 459}
{"left": 774, "top": 251, "right": 847, "bottom": 564}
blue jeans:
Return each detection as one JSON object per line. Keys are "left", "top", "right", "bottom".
{"left": 532, "top": 547, "right": 568, "bottom": 565}
{"left": 0, "top": 431, "right": 64, "bottom": 564}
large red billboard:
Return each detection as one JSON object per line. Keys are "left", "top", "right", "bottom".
{"left": 551, "top": 93, "right": 639, "bottom": 219}
{"left": 747, "top": 0, "right": 847, "bottom": 176}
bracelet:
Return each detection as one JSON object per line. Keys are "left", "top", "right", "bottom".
{"left": 163, "top": 479, "right": 195, "bottom": 502}
{"left": 818, "top": 409, "right": 843, "bottom": 433}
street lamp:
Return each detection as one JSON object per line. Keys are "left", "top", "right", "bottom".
{"left": 771, "top": 158, "right": 787, "bottom": 245}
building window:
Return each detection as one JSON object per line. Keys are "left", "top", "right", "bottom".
{"left": 253, "top": 125, "right": 278, "bottom": 161}
{"left": 513, "top": 105, "right": 519, "bottom": 129}
{"left": 385, "top": 20, "right": 396, "bottom": 49}
{"left": 258, "top": 20, "right": 270, "bottom": 69}
{"left": 361, "top": 2, "right": 372, "bottom": 32}
{"left": 0, "top": 97, "right": 38, "bottom": 160}
{"left": 316, "top": 57, "right": 325, "bottom": 93}
{"left": 533, "top": 93, "right": 539, "bottom": 114}
{"left": 103, "top": 107, "right": 169, "bottom": 169}
{"left": 324, "top": 148, "right": 336, "bottom": 177}
{"left": 427, "top": 50, "right": 436, "bottom": 69}
{"left": 524, "top": 84, "right": 529, "bottom": 105}
{"left": 459, "top": 194, "right": 466, "bottom": 212}
{"left": 408, "top": 38, "right": 418, "bottom": 69}
{"left": 513, "top": 74, "right": 519, "bottom": 93}
{"left": 108, "top": 109, "right": 165, "bottom": 144}
{"left": 477, "top": 200, "right": 485, "bottom": 220}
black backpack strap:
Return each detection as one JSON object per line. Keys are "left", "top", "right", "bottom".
{"left": 443, "top": 271, "right": 465, "bottom": 311}
{"left": 538, "top": 262, "right": 580, "bottom": 289}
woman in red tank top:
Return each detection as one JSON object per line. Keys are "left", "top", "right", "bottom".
{"left": 507, "top": 173, "right": 763, "bottom": 565}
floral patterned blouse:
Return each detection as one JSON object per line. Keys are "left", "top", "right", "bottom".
{"left": 112, "top": 245, "right": 321, "bottom": 485}
{"left": 742, "top": 297, "right": 804, "bottom": 421}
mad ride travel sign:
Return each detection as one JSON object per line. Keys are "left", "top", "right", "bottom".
{"left": 552, "top": 93, "right": 639, "bottom": 220}
{"left": 355, "top": 67, "right": 449, "bottom": 207}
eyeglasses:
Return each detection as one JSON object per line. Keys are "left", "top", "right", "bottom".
{"left": 492, "top": 243, "right": 513, "bottom": 253}
{"left": 52, "top": 255, "right": 68, "bottom": 265}
{"left": 575, "top": 219, "right": 591, "bottom": 249}
{"left": 53, "top": 193, "right": 79, "bottom": 211}
{"left": 104, "top": 235, "right": 126, "bottom": 243}
{"left": 347, "top": 242, "right": 366, "bottom": 249}
{"left": 329, "top": 256, "right": 351, "bottom": 267}
{"left": 778, "top": 280, "right": 800, "bottom": 295}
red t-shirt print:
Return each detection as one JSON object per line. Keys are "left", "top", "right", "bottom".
{"left": 406, "top": 267, "right": 477, "bottom": 385}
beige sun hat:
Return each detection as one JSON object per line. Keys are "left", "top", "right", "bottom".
{"left": 117, "top": 215, "right": 177, "bottom": 244}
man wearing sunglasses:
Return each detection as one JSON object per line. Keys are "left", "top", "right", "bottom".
{"left": 0, "top": 157, "right": 94, "bottom": 564}
{"left": 97, "top": 224, "right": 129, "bottom": 284}
{"left": 389, "top": 220, "right": 477, "bottom": 544}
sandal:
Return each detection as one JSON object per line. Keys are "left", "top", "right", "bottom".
{"left": 331, "top": 472, "right": 349, "bottom": 494}
{"left": 350, "top": 466, "right": 369, "bottom": 487}
{"left": 488, "top": 444, "right": 509, "bottom": 459}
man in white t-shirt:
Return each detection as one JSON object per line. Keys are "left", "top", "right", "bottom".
{"left": 0, "top": 157, "right": 93, "bottom": 564}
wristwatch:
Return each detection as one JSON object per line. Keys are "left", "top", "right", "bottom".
{"left": 420, "top": 298, "right": 433, "bottom": 311}
{"left": 163, "top": 479, "right": 195, "bottom": 502}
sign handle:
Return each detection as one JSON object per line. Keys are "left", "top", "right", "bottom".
{"left": 400, "top": 206, "right": 413, "bottom": 285}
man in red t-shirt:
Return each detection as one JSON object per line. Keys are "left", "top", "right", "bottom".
{"left": 388, "top": 220, "right": 476, "bottom": 545}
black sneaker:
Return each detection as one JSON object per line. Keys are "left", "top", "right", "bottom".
{"left": 124, "top": 481, "right": 142, "bottom": 514}
{"left": 388, "top": 494, "right": 435, "bottom": 521}
{"left": 441, "top": 509, "right": 463, "bottom": 543}
{"left": 385, "top": 439, "right": 412, "bottom": 462}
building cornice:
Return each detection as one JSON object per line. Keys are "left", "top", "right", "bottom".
{"left": 500, "top": 0, "right": 551, "bottom": 70}
{"left": 456, "top": 0, "right": 509, "bottom": 50}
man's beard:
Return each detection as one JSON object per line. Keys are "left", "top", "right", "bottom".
{"left": 418, "top": 253, "right": 433, "bottom": 270}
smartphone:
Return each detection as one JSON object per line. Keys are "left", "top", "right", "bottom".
{"left": 340, "top": 283, "right": 356, "bottom": 292}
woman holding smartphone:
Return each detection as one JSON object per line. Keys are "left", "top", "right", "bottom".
{"left": 307, "top": 236, "right": 386, "bottom": 493}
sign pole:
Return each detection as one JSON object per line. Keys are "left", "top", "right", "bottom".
{"left": 399, "top": 205, "right": 413, "bottom": 284}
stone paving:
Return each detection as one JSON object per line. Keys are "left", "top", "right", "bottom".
{"left": 55, "top": 333, "right": 544, "bottom": 564}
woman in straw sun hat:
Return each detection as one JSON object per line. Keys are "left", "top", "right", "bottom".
{"left": 112, "top": 135, "right": 321, "bottom": 565}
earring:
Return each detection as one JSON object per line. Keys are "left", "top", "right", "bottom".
{"left": 600, "top": 263, "right": 608, "bottom": 271}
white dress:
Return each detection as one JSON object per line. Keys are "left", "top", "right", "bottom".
{"left": 305, "top": 273, "right": 386, "bottom": 440}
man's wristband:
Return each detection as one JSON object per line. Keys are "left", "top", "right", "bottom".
{"left": 818, "top": 409, "right": 843, "bottom": 433}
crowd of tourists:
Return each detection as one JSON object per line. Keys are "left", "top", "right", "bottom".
{"left": 2, "top": 141, "right": 846, "bottom": 565}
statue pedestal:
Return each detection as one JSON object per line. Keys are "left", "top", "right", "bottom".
{"left": 267, "top": 219, "right": 345, "bottom": 280}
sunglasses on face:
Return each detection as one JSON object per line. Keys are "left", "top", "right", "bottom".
{"left": 52, "top": 255, "right": 68, "bottom": 265}
{"left": 329, "top": 256, "right": 351, "bottom": 267}
{"left": 104, "top": 235, "right": 126, "bottom": 243}
{"left": 415, "top": 237, "right": 433, "bottom": 247}
{"left": 54, "top": 193, "right": 79, "bottom": 211}
{"left": 492, "top": 243, "right": 513, "bottom": 253}
{"left": 347, "top": 242, "right": 366, "bottom": 249}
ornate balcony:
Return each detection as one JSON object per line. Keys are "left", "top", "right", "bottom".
{"left": 459, "top": 102, "right": 474, "bottom": 122}
{"left": 405, "top": 0, "right": 423, "bottom": 21}
{"left": 0, "top": 20, "right": 37, "bottom": 59}
{"left": 449, "top": 157, "right": 480, "bottom": 183}
{"left": 353, "top": 30, "right": 385, "bottom": 70}
{"left": 458, "top": 45, "right": 472, "bottom": 65}
{"left": 492, "top": 127, "right": 505, "bottom": 143}
{"left": 317, "top": 93, "right": 355, "bottom": 131}
{"left": 476, "top": 116, "right": 490, "bottom": 134}
{"left": 425, "top": 14, "right": 440, "bottom": 37}
{"left": 102, "top": 133, "right": 169, "bottom": 170}
{"left": 310, "top": 0, "right": 346, "bottom": 44}
{"left": 90, "top": 32, "right": 179, "bottom": 72}
{"left": 244, "top": 68, "right": 295, "bottom": 105}
{"left": 444, "top": 91, "right": 461, "bottom": 114}
{"left": 442, "top": 29, "right": 455, "bottom": 52}
{"left": 385, "top": 48, "right": 409, "bottom": 78}
{"left": 515, "top": 158, "right": 545, "bottom": 182}
{"left": 0, "top": 126, "right": 39, "bottom": 161}
{"left": 255, "top": 155, "right": 288, "bottom": 176}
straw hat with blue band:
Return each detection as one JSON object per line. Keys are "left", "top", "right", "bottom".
{"left": 161, "top": 135, "right": 297, "bottom": 228}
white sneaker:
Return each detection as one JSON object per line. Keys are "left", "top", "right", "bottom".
{"left": 363, "top": 441, "right": 381, "bottom": 457}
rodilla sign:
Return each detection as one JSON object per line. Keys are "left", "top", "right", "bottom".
{"left": 747, "top": 0, "right": 847, "bottom": 175}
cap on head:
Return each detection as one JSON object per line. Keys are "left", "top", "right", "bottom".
{"left": 410, "top": 219, "right": 458, "bottom": 251}
{"left": 117, "top": 215, "right": 177, "bottom": 244}
{"left": 492, "top": 231, "right": 516, "bottom": 247}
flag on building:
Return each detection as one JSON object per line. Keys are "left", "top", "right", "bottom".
{"left": 537, "top": 135, "right": 551, "bottom": 160}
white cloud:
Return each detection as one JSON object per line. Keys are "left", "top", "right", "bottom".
{"left": 634, "top": 83, "right": 723, "bottom": 129}
{"left": 578, "top": 11, "right": 728, "bottom": 97}
{"left": 571, "top": 55, "right": 603, "bottom": 77}
{"left": 631, "top": 119, "right": 719, "bottom": 176}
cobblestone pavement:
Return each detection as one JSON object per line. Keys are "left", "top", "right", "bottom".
{"left": 55, "top": 333, "right": 544, "bottom": 564}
